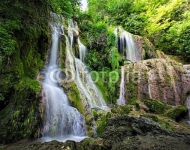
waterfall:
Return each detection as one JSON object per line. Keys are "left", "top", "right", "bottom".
{"left": 115, "top": 27, "right": 140, "bottom": 62}
{"left": 187, "top": 96, "right": 190, "bottom": 124}
{"left": 184, "top": 65, "right": 190, "bottom": 124}
{"left": 117, "top": 66, "right": 126, "bottom": 105}
{"left": 41, "top": 23, "right": 87, "bottom": 142}
{"left": 65, "top": 20, "right": 107, "bottom": 110}
{"left": 147, "top": 71, "right": 152, "bottom": 99}
{"left": 120, "top": 31, "right": 139, "bottom": 62}
{"left": 78, "top": 39, "right": 86, "bottom": 62}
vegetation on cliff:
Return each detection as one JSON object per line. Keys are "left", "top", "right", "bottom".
{"left": 0, "top": 0, "right": 79, "bottom": 143}
{"left": 0, "top": 0, "right": 190, "bottom": 145}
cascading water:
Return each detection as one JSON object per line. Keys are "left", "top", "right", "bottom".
{"left": 117, "top": 66, "right": 126, "bottom": 105}
{"left": 120, "top": 31, "right": 139, "bottom": 62}
{"left": 187, "top": 96, "right": 190, "bottom": 124}
{"left": 147, "top": 71, "right": 152, "bottom": 99}
{"left": 115, "top": 27, "right": 141, "bottom": 105}
{"left": 65, "top": 20, "right": 107, "bottom": 110}
{"left": 78, "top": 39, "right": 86, "bottom": 62}
{"left": 184, "top": 65, "right": 190, "bottom": 124}
{"left": 115, "top": 27, "right": 141, "bottom": 62}
{"left": 41, "top": 22, "right": 87, "bottom": 142}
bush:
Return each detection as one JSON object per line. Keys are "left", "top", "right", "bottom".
{"left": 165, "top": 105, "right": 187, "bottom": 121}
{"left": 143, "top": 99, "right": 165, "bottom": 114}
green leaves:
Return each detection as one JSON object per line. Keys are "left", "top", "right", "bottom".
{"left": 14, "top": 78, "right": 41, "bottom": 97}
{"left": 47, "top": 0, "right": 79, "bottom": 17}
{"left": 0, "top": 23, "right": 16, "bottom": 57}
{"left": 0, "top": 94, "right": 5, "bottom": 101}
{"left": 108, "top": 47, "right": 120, "bottom": 70}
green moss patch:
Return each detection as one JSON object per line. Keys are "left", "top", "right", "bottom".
{"left": 165, "top": 105, "right": 187, "bottom": 121}
{"left": 143, "top": 99, "right": 166, "bottom": 114}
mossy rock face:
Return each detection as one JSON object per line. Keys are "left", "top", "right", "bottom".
{"left": 111, "top": 105, "right": 131, "bottom": 115}
{"left": 165, "top": 105, "right": 188, "bottom": 121}
{"left": 0, "top": 0, "right": 49, "bottom": 143}
{"left": 143, "top": 99, "right": 165, "bottom": 114}
{"left": 66, "top": 82, "right": 84, "bottom": 114}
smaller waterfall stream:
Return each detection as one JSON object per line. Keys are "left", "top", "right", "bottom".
{"left": 41, "top": 23, "right": 87, "bottom": 142}
{"left": 115, "top": 27, "right": 141, "bottom": 62}
{"left": 187, "top": 96, "right": 190, "bottom": 124}
{"left": 117, "top": 66, "right": 125, "bottom": 105}
{"left": 147, "top": 71, "right": 152, "bottom": 99}
{"left": 78, "top": 39, "right": 87, "bottom": 62}
{"left": 184, "top": 65, "right": 190, "bottom": 124}
{"left": 65, "top": 20, "right": 108, "bottom": 110}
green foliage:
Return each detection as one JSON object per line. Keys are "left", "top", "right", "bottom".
{"left": 161, "top": 122, "right": 173, "bottom": 131}
{"left": 143, "top": 99, "right": 166, "bottom": 114}
{"left": 47, "top": 0, "right": 79, "bottom": 17}
{"left": 0, "top": 24, "right": 16, "bottom": 57}
{"left": 0, "top": 94, "right": 5, "bottom": 101}
{"left": 144, "top": 0, "right": 190, "bottom": 60}
{"left": 92, "top": 110, "right": 98, "bottom": 120}
{"left": 88, "top": 0, "right": 147, "bottom": 35}
{"left": 14, "top": 78, "right": 41, "bottom": 101}
{"left": 66, "top": 82, "right": 85, "bottom": 115}
{"left": 96, "top": 70, "right": 120, "bottom": 104}
{"left": 111, "top": 105, "right": 131, "bottom": 115}
{"left": 108, "top": 47, "right": 120, "bottom": 70}
{"left": 97, "top": 115, "right": 108, "bottom": 136}
{"left": 81, "top": 22, "right": 122, "bottom": 71}
{"left": 0, "top": 0, "right": 52, "bottom": 143}
{"left": 123, "top": 14, "right": 147, "bottom": 35}
{"left": 90, "top": 70, "right": 120, "bottom": 104}
{"left": 165, "top": 105, "right": 187, "bottom": 121}
{"left": 126, "top": 70, "right": 138, "bottom": 105}
{"left": 86, "top": 22, "right": 108, "bottom": 49}
{"left": 86, "top": 0, "right": 190, "bottom": 60}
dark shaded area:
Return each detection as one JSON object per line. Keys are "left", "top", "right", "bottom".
{"left": 3, "top": 116, "right": 190, "bottom": 150}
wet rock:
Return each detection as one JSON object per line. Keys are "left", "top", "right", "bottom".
{"left": 123, "top": 58, "right": 190, "bottom": 106}
{"left": 3, "top": 116, "right": 190, "bottom": 150}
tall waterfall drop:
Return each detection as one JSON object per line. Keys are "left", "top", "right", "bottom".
{"left": 41, "top": 22, "right": 87, "bottom": 142}
{"left": 65, "top": 20, "right": 107, "bottom": 110}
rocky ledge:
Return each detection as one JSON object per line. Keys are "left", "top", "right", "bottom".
{"left": 2, "top": 116, "right": 190, "bottom": 150}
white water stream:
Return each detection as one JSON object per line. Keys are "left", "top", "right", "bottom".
{"left": 41, "top": 23, "right": 87, "bottom": 142}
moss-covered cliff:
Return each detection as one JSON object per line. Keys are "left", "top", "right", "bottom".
{"left": 0, "top": 0, "right": 50, "bottom": 143}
